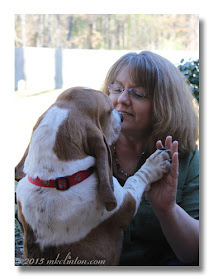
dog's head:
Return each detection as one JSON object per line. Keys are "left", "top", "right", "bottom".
{"left": 55, "top": 87, "right": 122, "bottom": 151}
{"left": 15, "top": 87, "right": 122, "bottom": 211}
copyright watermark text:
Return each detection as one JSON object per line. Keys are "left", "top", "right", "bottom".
{"left": 24, "top": 252, "right": 106, "bottom": 265}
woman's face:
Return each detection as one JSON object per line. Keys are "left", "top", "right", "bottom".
{"left": 109, "top": 66, "right": 153, "bottom": 137}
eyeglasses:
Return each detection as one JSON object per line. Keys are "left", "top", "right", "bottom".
{"left": 108, "top": 84, "right": 150, "bottom": 100}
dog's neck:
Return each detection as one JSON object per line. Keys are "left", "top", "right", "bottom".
{"left": 24, "top": 153, "right": 96, "bottom": 181}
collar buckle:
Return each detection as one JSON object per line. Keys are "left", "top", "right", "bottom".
{"left": 55, "top": 176, "right": 70, "bottom": 191}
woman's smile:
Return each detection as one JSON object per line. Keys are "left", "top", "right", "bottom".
{"left": 118, "top": 110, "right": 134, "bottom": 117}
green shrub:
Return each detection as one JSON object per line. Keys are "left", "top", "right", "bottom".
{"left": 178, "top": 59, "right": 199, "bottom": 102}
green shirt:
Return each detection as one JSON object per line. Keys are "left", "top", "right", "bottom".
{"left": 113, "top": 149, "right": 199, "bottom": 266}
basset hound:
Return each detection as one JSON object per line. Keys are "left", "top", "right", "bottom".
{"left": 15, "top": 87, "right": 171, "bottom": 266}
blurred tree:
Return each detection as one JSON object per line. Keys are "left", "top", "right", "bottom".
{"left": 15, "top": 14, "right": 199, "bottom": 51}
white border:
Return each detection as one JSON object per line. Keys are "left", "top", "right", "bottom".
{"left": 1, "top": 0, "right": 212, "bottom": 278}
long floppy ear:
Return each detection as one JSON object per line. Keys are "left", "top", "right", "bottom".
{"left": 87, "top": 129, "right": 117, "bottom": 211}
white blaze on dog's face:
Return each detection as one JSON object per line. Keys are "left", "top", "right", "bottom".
{"left": 103, "top": 109, "right": 122, "bottom": 146}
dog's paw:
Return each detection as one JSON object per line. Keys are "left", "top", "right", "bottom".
{"left": 136, "top": 149, "right": 171, "bottom": 186}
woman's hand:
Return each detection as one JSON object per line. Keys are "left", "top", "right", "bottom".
{"left": 145, "top": 136, "right": 179, "bottom": 215}
{"left": 145, "top": 136, "right": 199, "bottom": 264}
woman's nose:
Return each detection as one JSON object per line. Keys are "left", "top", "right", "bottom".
{"left": 117, "top": 89, "right": 130, "bottom": 105}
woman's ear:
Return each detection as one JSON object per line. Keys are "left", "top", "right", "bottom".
{"left": 87, "top": 129, "right": 117, "bottom": 211}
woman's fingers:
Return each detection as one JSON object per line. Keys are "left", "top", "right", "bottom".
{"left": 171, "top": 140, "right": 178, "bottom": 156}
{"left": 165, "top": 136, "right": 172, "bottom": 150}
{"left": 170, "top": 152, "right": 179, "bottom": 180}
{"left": 156, "top": 140, "right": 163, "bottom": 149}
{"left": 156, "top": 136, "right": 178, "bottom": 161}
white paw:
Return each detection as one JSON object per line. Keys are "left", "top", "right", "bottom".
{"left": 137, "top": 149, "right": 171, "bottom": 186}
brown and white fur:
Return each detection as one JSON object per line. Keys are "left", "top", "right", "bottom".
{"left": 15, "top": 87, "right": 171, "bottom": 266}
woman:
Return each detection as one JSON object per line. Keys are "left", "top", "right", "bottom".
{"left": 102, "top": 51, "right": 199, "bottom": 266}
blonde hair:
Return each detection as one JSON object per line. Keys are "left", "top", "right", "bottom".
{"left": 102, "top": 51, "right": 199, "bottom": 157}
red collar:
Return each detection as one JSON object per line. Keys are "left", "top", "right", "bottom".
{"left": 28, "top": 167, "right": 95, "bottom": 191}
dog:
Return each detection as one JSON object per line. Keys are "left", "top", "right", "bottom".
{"left": 15, "top": 87, "right": 171, "bottom": 266}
